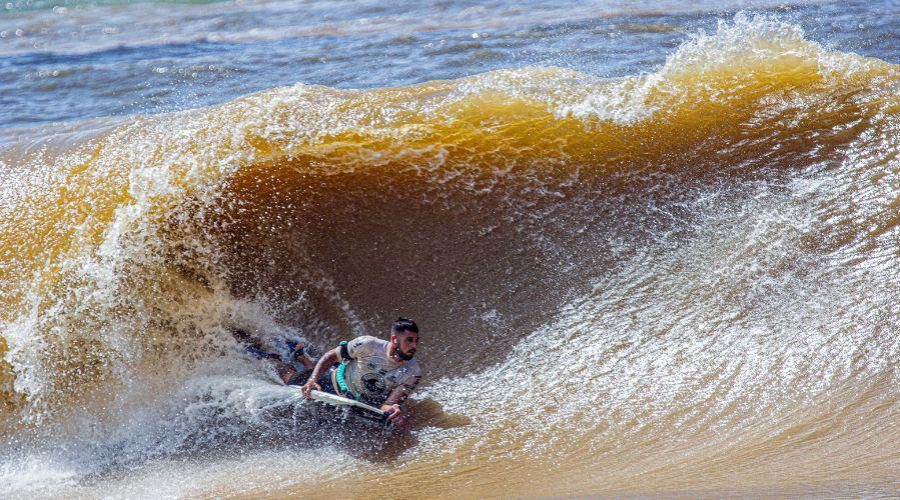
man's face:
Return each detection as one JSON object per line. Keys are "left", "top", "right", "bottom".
{"left": 393, "top": 331, "right": 419, "bottom": 360}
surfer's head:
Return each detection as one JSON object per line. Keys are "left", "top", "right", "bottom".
{"left": 391, "top": 317, "right": 419, "bottom": 361}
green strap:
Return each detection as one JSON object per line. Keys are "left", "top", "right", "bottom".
{"left": 335, "top": 363, "right": 360, "bottom": 400}
{"left": 335, "top": 341, "right": 359, "bottom": 400}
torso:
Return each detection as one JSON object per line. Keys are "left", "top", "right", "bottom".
{"left": 338, "top": 336, "right": 421, "bottom": 403}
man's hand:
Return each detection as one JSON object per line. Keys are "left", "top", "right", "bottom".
{"left": 380, "top": 404, "right": 406, "bottom": 426}
{"left": 301, "top": 381, "right": 321, "bottom": 399}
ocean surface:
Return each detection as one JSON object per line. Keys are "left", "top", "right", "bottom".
{"left": 1, "top": 0, "right": 898, "bottom": 497}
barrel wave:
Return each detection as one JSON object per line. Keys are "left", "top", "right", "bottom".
{"left": 1, "top": 14, "right": 897, "bottom": 497}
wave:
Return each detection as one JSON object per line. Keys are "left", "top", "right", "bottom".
{"left": 1, "top": 13, "right": 897, "bottom": 496}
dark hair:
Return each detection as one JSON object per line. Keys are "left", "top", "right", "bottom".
{"left": 392, "top": 317, "right": 419, "bottom": 334}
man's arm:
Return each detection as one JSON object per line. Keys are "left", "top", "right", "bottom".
{"left": 380, "top": 376, "right": 420, "bottom": 426}
{"left": 301, "top": 347, "right": 340, "bottom": 398}
{"left": 383, "top": 387, "right": 412, "bottom": 407}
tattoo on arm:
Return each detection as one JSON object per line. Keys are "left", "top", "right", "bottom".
{"left": 384, "top": 376, "right": 420, "bottom": 406}
{"left": 384, "top": 387, "right": 409, "bottom": 406}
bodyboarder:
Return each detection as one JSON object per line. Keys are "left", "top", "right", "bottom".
{"left": 301, "top": 317, "right": 422, "bottom": 426}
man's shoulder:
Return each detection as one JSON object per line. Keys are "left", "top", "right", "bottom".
{"left": 347, "top": 335, "right": 386, "bottom": 352}
{"left": 354, "top": 335, "right": 386, "bottom": 345}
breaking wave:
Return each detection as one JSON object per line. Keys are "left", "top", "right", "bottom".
{"left": 1, "top": 13, "right": 897, "bottom": 496}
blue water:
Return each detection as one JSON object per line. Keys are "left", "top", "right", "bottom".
{"left": 0, "top": 0, "right": 897, "bottom": 139}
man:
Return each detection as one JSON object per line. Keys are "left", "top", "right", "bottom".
{"left": 302, "top": 317, "right": 422, "bottom": 426}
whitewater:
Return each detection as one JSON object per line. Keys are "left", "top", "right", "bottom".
{"left": 1, "top": 1, "right": 898, "bottom": 497}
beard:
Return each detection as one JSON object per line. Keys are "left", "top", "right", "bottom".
{"left": 396, "top": 348, "right": 415, "bottom": 361}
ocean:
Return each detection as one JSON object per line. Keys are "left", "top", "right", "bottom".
{"left": 1, "top": 0, "right": 898, "bottom": 497}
